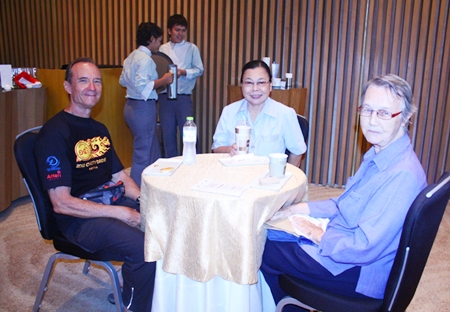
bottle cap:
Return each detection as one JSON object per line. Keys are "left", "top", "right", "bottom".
{"left": 186, "top": 116, "right": 194, "bottom": 121}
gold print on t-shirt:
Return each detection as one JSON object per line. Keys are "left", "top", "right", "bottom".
{"left": 75, "top": 136, "right": 111, "bottom": 162}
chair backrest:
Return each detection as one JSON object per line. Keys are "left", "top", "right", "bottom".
{"left": 285, "top": 114, "right": 309, "bottom": 166}
{"left": 382, "top": 171, "right": 450, "bottom": 312}
{"left": 297, "top": 114, "right": 309, "bottom": 143}
{"left": 14, "top": 127, "right": 59, "bottom": 240}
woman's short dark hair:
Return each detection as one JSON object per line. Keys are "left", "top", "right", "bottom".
{"left": 136, "top": 22, "right": 163, "bottom": 46}
{"left": 65, "top": 57, "right": 98, "bottom": 83}
{"left": 240, "top": 60, "right": 272, "bottom": 83}
{"left": 168, "top": 14, "right": 188, "bottom": 29}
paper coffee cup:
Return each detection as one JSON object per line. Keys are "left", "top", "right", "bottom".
{"left": 235, "top": 126, "right": 251, "bottom": 154}
{"left": 269, "top": 153, "right": 288, "bottom": 178}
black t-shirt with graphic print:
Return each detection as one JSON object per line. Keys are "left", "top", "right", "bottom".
{"left": 35, "top": 110, "right": 124, "bottom": 197}
{"left": 35, "top": 110, "right": 124, "bottom": 233}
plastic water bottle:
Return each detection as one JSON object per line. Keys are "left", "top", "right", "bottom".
{"left": 182, "top": 116, "right": 197, "bottom": 165}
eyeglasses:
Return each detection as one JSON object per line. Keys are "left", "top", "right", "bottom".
{"left": 242, "top": 81, "right": 270, "bottom": 88}
{"left": 357, "top": 106, "right": 402, "bottom": 120}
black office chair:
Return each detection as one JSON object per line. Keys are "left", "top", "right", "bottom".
{"left": 275, "top": 171, "right": 450, "bottom": 312}
{"left": 286, "top": 114, "right": 309, "bottom": 166}
{"left": 296, "top": 114, "right": 309, "bottom": 144}
{"left": 14, "top": 127, "right": 124, "bottom": 312}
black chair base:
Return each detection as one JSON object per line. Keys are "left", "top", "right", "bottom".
{"left": 277, "top": 274, "right": 382, "bottom": 312}
{"left": 33, "top": 251, "right": 124, "bottom": 312}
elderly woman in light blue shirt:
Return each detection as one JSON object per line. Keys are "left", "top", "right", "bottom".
{"left": 212, "top": 60, "right": 306, "bottom": 167}
{"left": 261, "top": 74, "right": 427, "bottom": 302}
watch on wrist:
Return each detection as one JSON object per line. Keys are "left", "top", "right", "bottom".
{"left": 135, "top": 195, "right": 140, "bottom": 204}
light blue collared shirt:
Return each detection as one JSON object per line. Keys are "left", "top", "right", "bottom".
{"left": 304, "top": 133, "right": 427, "bottom": 298}
{"left": 159, "top": 40, "right": 204, "bottom": 95}
{"left": 212, "top": 97, "right": 306, "bottom": 156}
{"left": 119, "top": 46, "right": 158, "bottom": 100}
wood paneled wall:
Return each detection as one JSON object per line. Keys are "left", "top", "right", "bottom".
{"left": 1, "top": 0, "right": 449, "bottom": 186}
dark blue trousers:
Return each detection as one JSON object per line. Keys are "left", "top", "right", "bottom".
{"left": 61, "top": 198, "right": 155, "bottom": 312}
{"left": 124, "top": 98, "right": 161, "bottom": 187}
{"left": 158, "top": 93, "right": 193, "bottom": 157}
{"left": 261, "top": 238, "right": 363, "bottom": 311}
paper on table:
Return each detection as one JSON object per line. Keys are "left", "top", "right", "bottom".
{"left": 142, "top": 158, "right": 182, "bottom": 176}
{"left": 266, "top": 214, "right": 329, "bottom": 237}
{"left": 191, "top": 179, "right": 248, "bottom": 197}
{"left": 218, "top": 153, "right": 269, "bottom": 166}
{"left": 250, "top": 171, "right": 293, "bottom": 191}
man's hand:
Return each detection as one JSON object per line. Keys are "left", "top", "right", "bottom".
{"left": 162, "top": 71, "right": 174, "bottom": 85}
{"left": 177, "top": 68, "right": 187, "bottom": 77}
{"left": 154, "top": 71, "right": 174, "bottom": 90}
{"left": 119, "top": 207, "right": 141, "bottom": 228}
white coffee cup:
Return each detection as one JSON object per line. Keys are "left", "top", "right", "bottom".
{"left": 269, "top": 153, "right": 288, "bottom": 178}
{"left": 235, "top": 125, "right": 252, "bottom": 154}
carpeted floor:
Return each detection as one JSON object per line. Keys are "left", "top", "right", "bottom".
{"left": 0, "top": 185, "right": 449, "bottom": 311}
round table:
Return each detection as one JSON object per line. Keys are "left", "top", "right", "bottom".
{"left": 140, "top": 153, "right": 308, "bottom": 311}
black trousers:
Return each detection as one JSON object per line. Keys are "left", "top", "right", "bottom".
{"left": 61, "top": 198, "right": 155, "bottom": 312}
{"left": 261, "top": 238, "right": 363, "bottom": 312}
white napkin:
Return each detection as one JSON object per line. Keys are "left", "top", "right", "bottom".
{"left": 219, "top": 153, "right": 269, "bottom": 166}
{"left": 288, "top": 214, "right": 330, "bottom": 237}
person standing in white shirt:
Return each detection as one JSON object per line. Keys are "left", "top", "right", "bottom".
{"left": 120, "top": 22, "right": 173, "bottom": 187}
{"left": 158, "top": 14, "right": 204, "bottom": 157}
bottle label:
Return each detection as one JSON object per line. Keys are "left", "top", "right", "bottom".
{"left": 183, "top": 128, "right": 197, "bottom": 142}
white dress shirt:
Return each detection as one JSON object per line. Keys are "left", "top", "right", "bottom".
{"left": 119, "top": 45, "right": 158, "bottom": 100}
{"left": 159, "top": 40, "right": 204, "bottom": 95}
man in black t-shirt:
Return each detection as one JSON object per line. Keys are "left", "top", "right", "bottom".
{"left": 35, "top": 57, "right": 155, "bottom": 312}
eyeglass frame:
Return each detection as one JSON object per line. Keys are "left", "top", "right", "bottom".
{"left": 357, "top": 105, "right": 402, "bottom": 120}
{"left": 241, "top": 80, "right": 271, "bottom": 88}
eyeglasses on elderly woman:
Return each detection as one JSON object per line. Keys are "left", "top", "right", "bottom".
{"left": 357, "top": 106, "right": 402, "bottom": 120}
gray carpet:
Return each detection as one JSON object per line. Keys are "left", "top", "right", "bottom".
{"left": 0, "top": 185, "right": 449, "bottom": 311}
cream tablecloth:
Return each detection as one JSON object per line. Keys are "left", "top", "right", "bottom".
{"left": 140, "top": 153, "right": 307, "bottom": 285}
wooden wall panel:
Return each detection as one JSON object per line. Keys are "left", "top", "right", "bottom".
{"left": 362, "top": 0, "right": 450, "bottom": 185}
{"left": 1, "top": 0, "right": 449, "bottom": 187}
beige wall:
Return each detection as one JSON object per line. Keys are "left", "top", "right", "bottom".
{"left": 1, "top": 0, "right": 449, "bottom": 186}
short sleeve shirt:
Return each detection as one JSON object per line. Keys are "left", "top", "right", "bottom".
{"left": 212, "top": 98, "right": 306, "bottom": 155}
{"left": 35, "top": 111, "right": 124, "bottom": 198}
